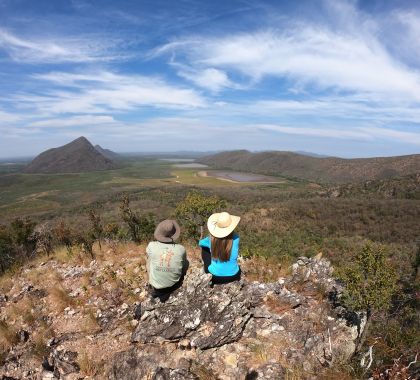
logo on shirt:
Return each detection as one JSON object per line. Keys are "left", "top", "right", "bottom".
{"left": 156, "top": 248, "right": 175, "bottom": 272}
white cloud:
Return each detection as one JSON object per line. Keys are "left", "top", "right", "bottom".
{"left": 257, "top": 124, "right": 420, "bottom": 145}
{"left": 358, "top": 126, "right": 420, "bottom": 145}
{"left": 0, "top": 110, "right": 21, "bottom": 124}
{"left": 158, "top": 28, "right": 420, "bottom": 101}
{"left": 393, "top": 11, "right": 420, "bottom": 65}
{"left": 178, "top": 68, "right": 232, "bottom": 92}
{"left": 257, "top": 124, "right": 371, "bottom": 140}
{"left": 29, "top": 115, "right": 117, "bottom": 128}
{"left": 0, "top": 28, "right": 118, "bottom": 63}
{"left": 254, "top": 98, "right": 420, "bottom": 124}
{"left": 32, "top": 71, "right": 122, "bottom": 86}
{"left": 15, "top": 71, "right": 206, "bottom": 115}
{"left": 154, "top": 0, "right": 420, "bottom": 104}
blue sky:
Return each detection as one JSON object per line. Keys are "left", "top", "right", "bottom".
{"left": 1, "top": 0, "right": 420, "bottom": 158}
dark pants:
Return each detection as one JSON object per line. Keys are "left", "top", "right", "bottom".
{"left": 150, "top": 276, "right": 184, "bottom": 302}
{"left": 201, "top": 247, "right": 241, "bottom": 285}
{"left": 149, "top": 260, "right": 189, "bottom": 303}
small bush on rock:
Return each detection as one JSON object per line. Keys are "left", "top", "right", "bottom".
{"left": 339, "top": 243, "right": 397, "bottom": 352}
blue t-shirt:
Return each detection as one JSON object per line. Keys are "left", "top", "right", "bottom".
{"left": 199, "top": 234, "right": 240, "bottom": 276}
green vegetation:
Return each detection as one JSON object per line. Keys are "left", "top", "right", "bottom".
{"left": 0, "top": 156, "right": 418, "bottom": 378}
{"left": 175, "top": 190, "right": 226, "bottom": 239}
{"left": 119, "top": 194, "right": 155, "bottom": 243}
{"left": 339, "top": 243, "right": 397, "bottom": 352}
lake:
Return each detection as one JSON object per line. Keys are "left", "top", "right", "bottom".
{"left": 173, "top": 163, "right": 209, "bottom": 168}
{"left": 200, "top": 170, "right": 283, "bottom": 183}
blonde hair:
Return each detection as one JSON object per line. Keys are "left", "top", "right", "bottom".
{"left": 210, "top": 232, "right": 233, "bottom": 262}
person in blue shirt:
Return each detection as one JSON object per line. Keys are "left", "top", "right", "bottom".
{"left": 199, "top": 211, "right": 241, "bottom": 284}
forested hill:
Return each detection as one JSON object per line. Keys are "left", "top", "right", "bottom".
{"left": 198, "top": 150, "right": 420, "bottom": 184}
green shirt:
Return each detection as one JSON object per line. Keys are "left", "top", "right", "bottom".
{"left": 146, "top": 241, "right": 187, "bottom": 289}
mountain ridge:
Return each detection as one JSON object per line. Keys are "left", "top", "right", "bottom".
{"left": 94, "top": 145, "right": 121, "bottom": 161}
{"left": 198, "top": 150, "right": 420, "bottom": 184}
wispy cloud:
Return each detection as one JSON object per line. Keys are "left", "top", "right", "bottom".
{"left": 154, "top": 0, "right": 420, "bottom": 105}
{"left": 178, "top": 67, "right": 233, "bottom": 93}
{"left": 14, "top": 71, "right": 206, "bottom": 115}
{"left": 254, "top": 97, "right": 420, "bottom": 124}
{"left": 257, "top": 124, "right": 420, "bottom": 145}
{"left": 0, "top": 110, "right": 22, "bottom": 123}
{"left": 0, "top": 28, "right": 121, "bottom": 63}
{"left": 157, "top": 27, "right": 420, "bottom": 101}
{"left": 29, "top": 115, "right": 117, "bottom": 128}
{"left": 1, "top": 0, "right": 420, "bottom": 157}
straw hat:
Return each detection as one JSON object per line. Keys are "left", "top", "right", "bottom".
{"left": 207, "top": 212, "right": 240, "bottom": 238}
{"left": 154, "top": 219, "right": 180, "bottom": 243}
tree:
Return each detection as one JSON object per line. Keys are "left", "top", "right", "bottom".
{"left": 53, "top": 220, "right": 73, "bottom": 255}
{"left": 175, "top": 191, "right": 226, "bottom": 240}
{"left": 339, "top": 243, "right": 397, "bottom": 352}
{"left": 34, "top": 223, "right": 53, "bottom": 256}
{"left": 75, "top": 232, "right": 95, "bottom": 260}
{"left": 103, "top": 222, "right": 120, "bottom": 240}
{"left": 0, "top": 224, "right": 13, "bottom": 273}
{"left": 10, "top": 217, "right": 36, "bottom": 257}
{"left": 88, "top": 208, "right": 104, "bottom": 250}
{"left": 119, "top": 195, "right": 155, "bottom": 243}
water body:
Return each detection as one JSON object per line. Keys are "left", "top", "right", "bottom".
{"left": 174, "top": 163, "right": 209, "bottom": 168}
{"left": 204, "top": 170, "right": 283, "bottom": 183}
{"left": 160, "top": 158, "right": 195, "bottom": 162}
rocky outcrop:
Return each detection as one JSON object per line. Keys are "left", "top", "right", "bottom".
{"left": 109, "top": 256, "right": 362, "bottom": 379}
{"left": 0, "top": 253, "right": 362, "bottom": 380}
{"left": 131, "top": 271, "right": 251, "bottom": 349}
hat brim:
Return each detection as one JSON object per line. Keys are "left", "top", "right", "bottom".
{"left": 154, "top": 220, "right": 181, "bottom": 243}
{"left": 207, "top": 213, "right": 240, "bottom": 238}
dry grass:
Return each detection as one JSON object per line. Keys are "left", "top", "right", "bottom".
{"left": 6, "top": 296, "right": 37, "bottom": 327}
{"left": 264, "top": 294, "right": 295, "bottom": 315}
{"left": 0, "top": 320, "right": 19, "bottom": 351}
{"left": 82, "top": 307, "right": 101, "bottom": 334}
{"left": 100, "top": 241, "right": 146, "bottom": 263}
{"left": 0, "top": 272, "right": 14, "bottom": 293}
{"left": 318, "top": 365, "right": 357, "bottom": 380}
{"left": 190, "top": 361, "right": 218, "bottom": 380}
{"left": 30, "top": 327, "right": 53, "bottom": 360}
{"left": 249, "top": 342, "right": 269, "bottom": 365}
{"left": 22, "top": 267, "right": 44, "bottom": 287}
{"left": 243, "top": 256, "right": 292, "bottom": 282}
{"left": 78, "top": 350, "right": 105, "bottom": 377}
{"left": 48, "top": 285, "right": 74, "bottom": 313}
{"left": 284, "top": 366, "right": 305, "bottom": 380}
{"left": 54, "top": 245, "right": 75, "bottom": 264}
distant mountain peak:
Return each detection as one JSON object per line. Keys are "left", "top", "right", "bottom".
{"left": 23, "top": 137, "right": 118, "bottom": 174}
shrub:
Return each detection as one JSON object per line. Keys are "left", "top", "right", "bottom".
{"left": 120, "top": 195, "right": 155, "bottom": 243}
{"left": 175, "top": 191, "right": 226, "bottom": 240}
{"left": 75, "top": 232, "right": 95, "bottom": 260}
{"left": 34, "top": 223, "right": 53, "bottom": 256}
{"left": 0, "top": 225, "right": 13, "bottom": 272}
{"left": 339, "top": 243, "right": 397, "bottom": 352}
{"left": 53, "top": 220, "right": 73, "bottom": 255}
{"left": 88, "top": 208, "right": 104, "bottom": 250}
{"left": 103, "top": 222, "right": 119, "bottom": 239}
{"left": 10, "top": 217, "right": 36, "bottom": 256}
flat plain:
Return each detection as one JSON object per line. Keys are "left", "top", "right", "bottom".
{"left": 0, "top": 157, "right": 298, "bottom": 222}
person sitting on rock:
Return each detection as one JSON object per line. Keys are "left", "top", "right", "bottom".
{"left": 146, "top": 219, "right": 188, "bottom": 302}
{"left": 199, "top": 211, "right": 241, "bottom": 285}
